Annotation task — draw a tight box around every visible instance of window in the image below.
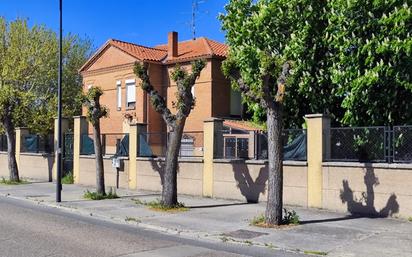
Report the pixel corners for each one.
[116,81,121,111]
[230,88,242,116]
[125,79,136,109]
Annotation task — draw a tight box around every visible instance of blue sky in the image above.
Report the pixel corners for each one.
[0,0,227,49]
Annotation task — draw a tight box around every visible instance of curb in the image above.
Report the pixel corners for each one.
[3,193,304,254]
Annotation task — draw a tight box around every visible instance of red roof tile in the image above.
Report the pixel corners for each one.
[223,120,263,131]
[154,37,227,63]
[80,36,227,72]
[110,39,167,62]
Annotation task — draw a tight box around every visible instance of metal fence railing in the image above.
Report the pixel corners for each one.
[80,133,129,157]
[215,129,307,161]
[327,127,387,162]
[21,134,54,154]
[0,135,7,152]
[393,126,412,163]
[62,133,74,175]
[53,125,412,164]
[138,131,204,158]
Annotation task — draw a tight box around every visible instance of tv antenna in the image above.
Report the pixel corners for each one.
[191,0,207,40]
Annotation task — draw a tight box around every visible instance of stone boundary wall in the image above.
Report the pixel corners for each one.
[77,156,129,189]
[323,162,412,218]
[0,152,53,181]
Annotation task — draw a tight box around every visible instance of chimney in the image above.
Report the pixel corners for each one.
[168,31,178,58]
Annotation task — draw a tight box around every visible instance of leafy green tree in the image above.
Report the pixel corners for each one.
[28,34,92,135]
[83,87,108,195]
[326,0,412,126]
[220,0,301,225]
[134,60,206,207]
[233,0,337,129]
[0,17,91,182]
[0,18,47,181]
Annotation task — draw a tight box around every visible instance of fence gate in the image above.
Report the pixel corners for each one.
[63,133,74,176]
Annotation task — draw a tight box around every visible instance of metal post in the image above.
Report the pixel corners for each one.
[56,0,63,202]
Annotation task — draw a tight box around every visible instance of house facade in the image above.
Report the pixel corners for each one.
[80,32,242,135]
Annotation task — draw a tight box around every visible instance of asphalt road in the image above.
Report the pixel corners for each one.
[0,196,302,257]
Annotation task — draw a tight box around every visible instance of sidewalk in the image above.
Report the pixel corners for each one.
[0,182,411,257]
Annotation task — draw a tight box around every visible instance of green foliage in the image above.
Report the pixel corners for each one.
[0,177,29,185]
[61,171,74,184]
[250,213,266,226]
[83,188,119,200]
[134,198,188,212]
[250,209,299,226]
[221,0,412,127]
[125,216,141,223]
[326,0,412,126]
[283,208,300,225]
[303,250,328,256]
[82,86,109,126]
[0,17,92,135]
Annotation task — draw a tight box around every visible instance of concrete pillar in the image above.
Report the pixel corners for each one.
[305,114,330,208]
[52,118,69,182]
[203,118,223,197]
[128,123,147,190]
[15,127,29,170]
[73,116,88,184]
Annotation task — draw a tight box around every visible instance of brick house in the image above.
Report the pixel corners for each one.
[79,32,242,135]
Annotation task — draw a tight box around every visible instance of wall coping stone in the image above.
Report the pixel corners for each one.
[214,158,307,166]
[323,161,412,170]
[79,155,129,161]
[20,152,54,158]
[136,156,203,163]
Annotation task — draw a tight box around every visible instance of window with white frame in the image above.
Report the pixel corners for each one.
[116,81,122,110]
[125,79,136,109]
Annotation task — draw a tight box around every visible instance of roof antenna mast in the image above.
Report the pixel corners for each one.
[191,0,206,40]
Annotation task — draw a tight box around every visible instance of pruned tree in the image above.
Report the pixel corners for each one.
[134,60,206,207]
[0,85,32,182]
[83,87,108,195]
[0,18,44,182]
[220,0,303,225]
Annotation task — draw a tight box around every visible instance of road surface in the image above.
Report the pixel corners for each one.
[0,196,301,257]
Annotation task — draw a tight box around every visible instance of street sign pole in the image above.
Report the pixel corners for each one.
[56,0,63,202]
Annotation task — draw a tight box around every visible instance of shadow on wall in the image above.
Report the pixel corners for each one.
[150,159,166,186]
[340,166,399,217]
[231,161,268,203]
[46,154,54,182]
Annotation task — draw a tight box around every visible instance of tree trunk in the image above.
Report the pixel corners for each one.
[93,120,105,195]
[265,105,284,225]
[162,119,186,207]
[3,116,19,182]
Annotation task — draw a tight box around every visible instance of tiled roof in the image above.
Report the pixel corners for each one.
[223,120,264,131]
[154,37,227,63]
[110,39,167,62]
[80,36,227,72]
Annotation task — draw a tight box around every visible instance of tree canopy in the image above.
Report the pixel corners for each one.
[0,17,92,135]
[232,0,412,128]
